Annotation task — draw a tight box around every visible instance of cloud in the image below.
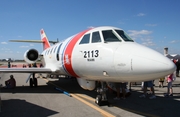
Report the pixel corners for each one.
[1,47,10,50]
[145,24,157,27]
[30,44,34,46]
[1,42,8,44]
[19,45,29,48]
[118,21,125,25]
[128,30,152,39]
[127,29,155,46]
[170,40,179,43]
[137,13,146,16]
[142,41,155,46]
[87,26,95,29]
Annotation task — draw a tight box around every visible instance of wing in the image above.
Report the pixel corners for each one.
[0,68,52,73]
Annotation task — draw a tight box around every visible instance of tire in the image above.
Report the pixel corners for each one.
[30,78,33,88]
[95,95,102,106]
[33,78,38,87]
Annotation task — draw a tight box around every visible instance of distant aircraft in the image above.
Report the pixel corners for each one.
[0,26,176,105]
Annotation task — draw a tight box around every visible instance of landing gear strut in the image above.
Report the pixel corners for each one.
[29,73,38,88]
[95,82,109,106]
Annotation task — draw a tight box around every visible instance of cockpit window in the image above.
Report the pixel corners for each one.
[102,30,121,42]
[79,34,90,44]
[115,30,134,42]
[92,31,101,43]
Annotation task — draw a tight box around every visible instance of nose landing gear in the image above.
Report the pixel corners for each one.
[95,82,109,106]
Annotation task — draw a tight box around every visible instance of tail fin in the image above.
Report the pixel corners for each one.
[40,29,51,50]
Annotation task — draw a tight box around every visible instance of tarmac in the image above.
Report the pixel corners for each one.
[0,64,180,117]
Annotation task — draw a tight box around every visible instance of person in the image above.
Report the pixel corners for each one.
[139,80,156,99]
[33,63,37,67]
[159,77,165,88]
[40,63,43,68]
[22,64,26,68]
[175,59,180,77]
[28,64,31,68]
[114,82,126,100]
[5,75,16,89]
[164,72,176,97]
[8,61,11,68]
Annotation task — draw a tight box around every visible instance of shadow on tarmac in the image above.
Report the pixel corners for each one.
[48,78,180,117]
[0,99,58,117]
[1,78,180,117]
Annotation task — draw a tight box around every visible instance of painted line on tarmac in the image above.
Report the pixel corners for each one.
[41,77,115,117]
[71,94,115,117]
[75,94,159,117]
[75,94,94,102]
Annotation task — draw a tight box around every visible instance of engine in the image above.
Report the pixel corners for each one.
[24,49,39,64]
[77,78,96,90]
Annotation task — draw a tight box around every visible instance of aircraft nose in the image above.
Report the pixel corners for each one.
[114,43,176,82]
[131,44,176,80]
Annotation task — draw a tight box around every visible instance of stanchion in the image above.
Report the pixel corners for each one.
[55,87,71,97]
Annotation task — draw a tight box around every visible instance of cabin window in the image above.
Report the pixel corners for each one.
[102,30,121,42]
[92,31,101,43]
[79,34,90,44]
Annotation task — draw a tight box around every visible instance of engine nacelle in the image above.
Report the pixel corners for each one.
[24,49,39,64]
[77,78,96,91]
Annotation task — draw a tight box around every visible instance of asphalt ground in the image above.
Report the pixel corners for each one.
[0,63,180,117]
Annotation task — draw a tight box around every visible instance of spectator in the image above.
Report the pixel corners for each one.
[139,81,156,99]
[33,63,37,67]
[5,75,16,89]
[8,62,11,68]
[28,64,31,68]
[40,63,43,68]
[175,59,179,77]
[114,82,126,100]
[164,72,176,97]
[159,77,165,88]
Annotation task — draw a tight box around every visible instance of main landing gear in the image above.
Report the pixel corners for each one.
[29,73,38,88]
[95,82,109,106]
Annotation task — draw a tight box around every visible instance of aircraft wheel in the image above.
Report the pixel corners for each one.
[95,95,102,106]
[33,78,38,87]
[30,78,33,88]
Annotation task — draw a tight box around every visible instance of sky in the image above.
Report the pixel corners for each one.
[0,0,180,59]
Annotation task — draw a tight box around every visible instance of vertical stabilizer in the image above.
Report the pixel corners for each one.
[40,29,51,50]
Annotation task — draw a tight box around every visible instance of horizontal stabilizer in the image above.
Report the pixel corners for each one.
[9,40,58,44]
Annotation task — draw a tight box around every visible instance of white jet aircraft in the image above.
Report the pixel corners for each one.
[0,26,176,105]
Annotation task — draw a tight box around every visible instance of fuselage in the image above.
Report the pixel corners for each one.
[41,26,176,82]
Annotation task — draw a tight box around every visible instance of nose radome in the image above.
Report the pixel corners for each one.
[131,43,176,78]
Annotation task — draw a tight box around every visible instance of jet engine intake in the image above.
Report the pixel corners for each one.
[24,49,39,64]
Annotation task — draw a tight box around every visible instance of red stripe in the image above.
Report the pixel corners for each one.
[64,29,91,77]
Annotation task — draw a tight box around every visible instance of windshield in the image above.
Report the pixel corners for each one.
[115,30,134,42]
[102,30,121,42]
